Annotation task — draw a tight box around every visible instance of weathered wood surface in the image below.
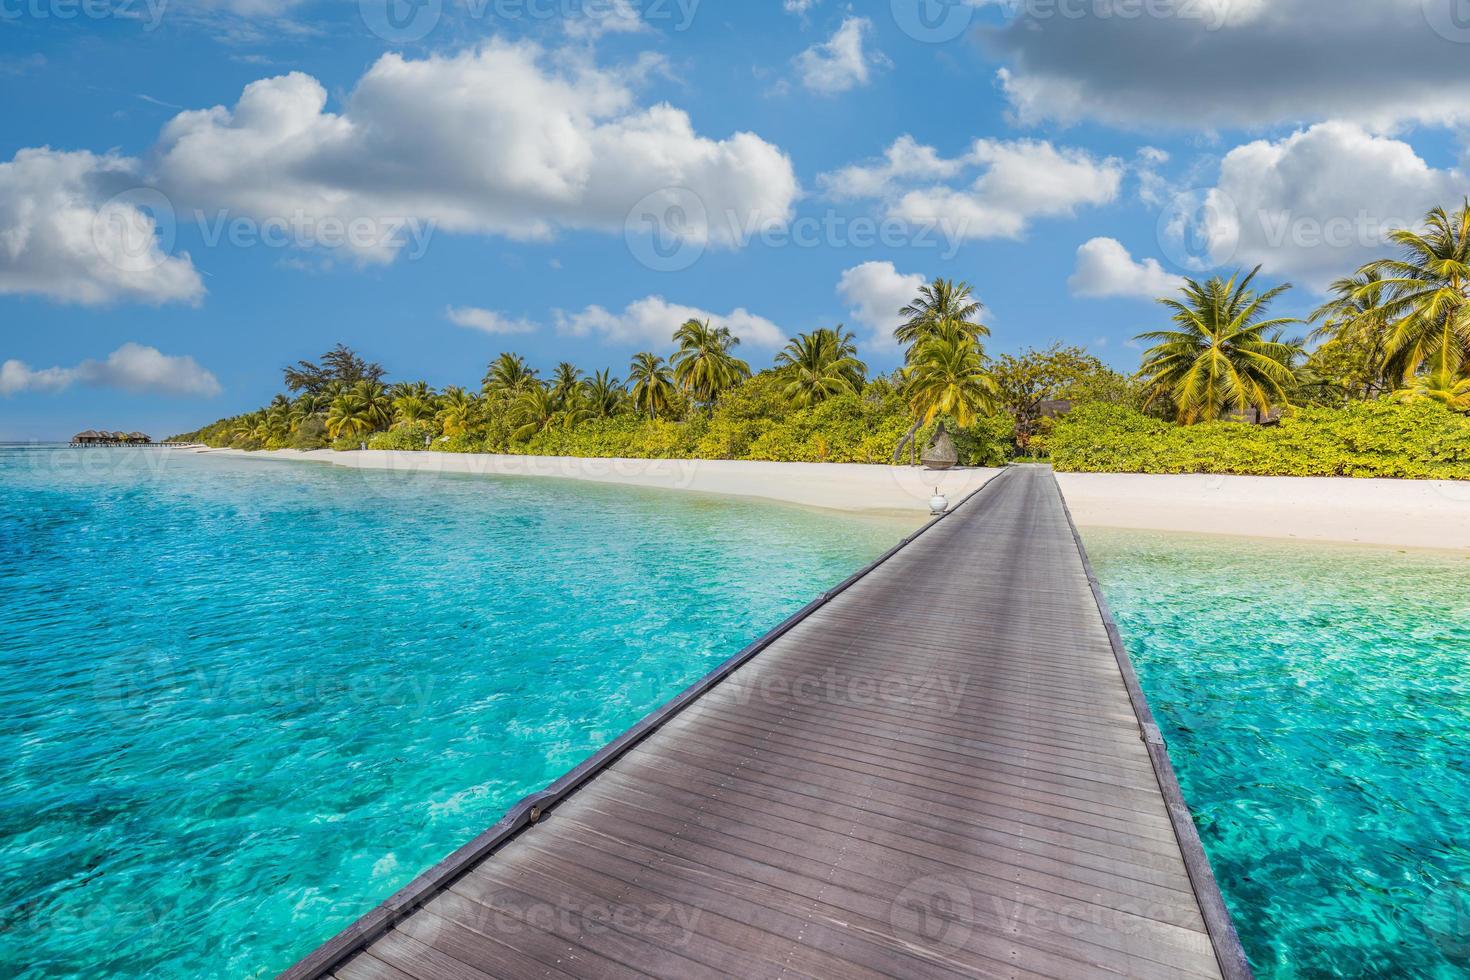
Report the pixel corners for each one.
[286,465,1250,980]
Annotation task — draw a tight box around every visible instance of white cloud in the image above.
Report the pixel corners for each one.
[1188,122,1464,288]
[1069,238,1183,300]
[555,295,786,348]
[0,343,221,397]
[0,148,204,306]
[822,137,1123,241]
[837,260,928,353]
[784,0,819,12]
[820,135,967,200]
[446,306,539,335]
[795,17,882,95]
[986,0,1470,130]
[152,41,798,262]
[564,0,647,39]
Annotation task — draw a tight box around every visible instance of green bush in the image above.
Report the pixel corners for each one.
[1047,401,1470,479]
[367,423,438,451]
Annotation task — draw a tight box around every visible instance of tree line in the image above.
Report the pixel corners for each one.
[175,200,1470,458]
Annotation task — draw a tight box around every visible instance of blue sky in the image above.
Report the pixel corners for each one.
[2,0,1468,439]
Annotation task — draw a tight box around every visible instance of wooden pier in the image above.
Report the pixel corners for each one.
[282,465,1251,980]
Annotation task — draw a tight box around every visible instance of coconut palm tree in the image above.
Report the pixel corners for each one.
[326,392,374,440]
[903,329,999,427]
[896,278,989,351]
[435,387,479,438]
[1308,271,1395,400]
[1393,354,1470,411]
[1353,202,1470,386]
[482,352,539,395]
[392,395,436,428]
[586,369,626,418]
[775,327,867,407]
[508,385,588,441]
[265,394,292,440]
[628,352,677,420]
[671,319,751,407]
[550,362,585,412]
[390,380,433,402]
[1135,267,1302,424]
[352,380,393,431]
[289,392,327,433]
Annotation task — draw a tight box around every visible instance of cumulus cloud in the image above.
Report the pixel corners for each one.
[837,260,928,353]
[1184,122,1465,288]
[1069,238,1183,299]
[0,343,221,397]
[985,0,1470,130]
[784,0,819,12]
[0,149,205,306]
[152,41,798,262]
[555,296,785,348]
[794,17,882,95]
[821,137,1122,240]
[446,306,539,335]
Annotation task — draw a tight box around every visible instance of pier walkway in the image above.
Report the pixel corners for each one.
[283,465,1250,980]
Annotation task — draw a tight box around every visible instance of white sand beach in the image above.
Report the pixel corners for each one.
[204,449,1470,551]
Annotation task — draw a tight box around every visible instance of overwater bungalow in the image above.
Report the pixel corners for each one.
[71,430,151,447]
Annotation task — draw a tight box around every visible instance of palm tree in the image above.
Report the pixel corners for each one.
[775,327,867,407]
[1135,267,1302,424]
[289,392,327,433]
[896,278,989,351]
[586,369,626,418]
[390,380,433,402]
[508,385,588,441]
[352,380,393,431]
[1352,202,1470,386]
[392,395,436,428]
[326,392,374,440]
[550,362,585,412]
[482,353,539,395]
[671,319,751,407]
[435,387,479,438]
[628,352,677,420]
[265,394,291,441]
[1308,271,1395,400]
[1393,354,1470,411]
[903,328,999,429]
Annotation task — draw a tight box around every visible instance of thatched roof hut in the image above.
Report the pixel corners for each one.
[922,422,959,470]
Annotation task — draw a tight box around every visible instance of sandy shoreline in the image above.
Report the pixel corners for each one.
[201,448,1470,551]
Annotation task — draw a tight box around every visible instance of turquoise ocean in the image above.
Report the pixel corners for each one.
[3,446,1468,977]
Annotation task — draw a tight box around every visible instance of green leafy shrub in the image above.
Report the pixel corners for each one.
[1048,401,1470,479]
[367,423,438,451]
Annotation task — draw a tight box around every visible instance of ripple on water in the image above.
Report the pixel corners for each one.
[1085,527,1470,979]
[0,447,912,979]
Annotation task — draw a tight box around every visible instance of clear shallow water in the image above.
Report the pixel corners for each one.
[0,447,912,979]
[1086,528,1470,979]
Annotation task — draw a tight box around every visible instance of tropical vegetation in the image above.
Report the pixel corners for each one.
[174,202,1470,478]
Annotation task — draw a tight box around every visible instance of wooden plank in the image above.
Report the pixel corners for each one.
[278,466,1250,980]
